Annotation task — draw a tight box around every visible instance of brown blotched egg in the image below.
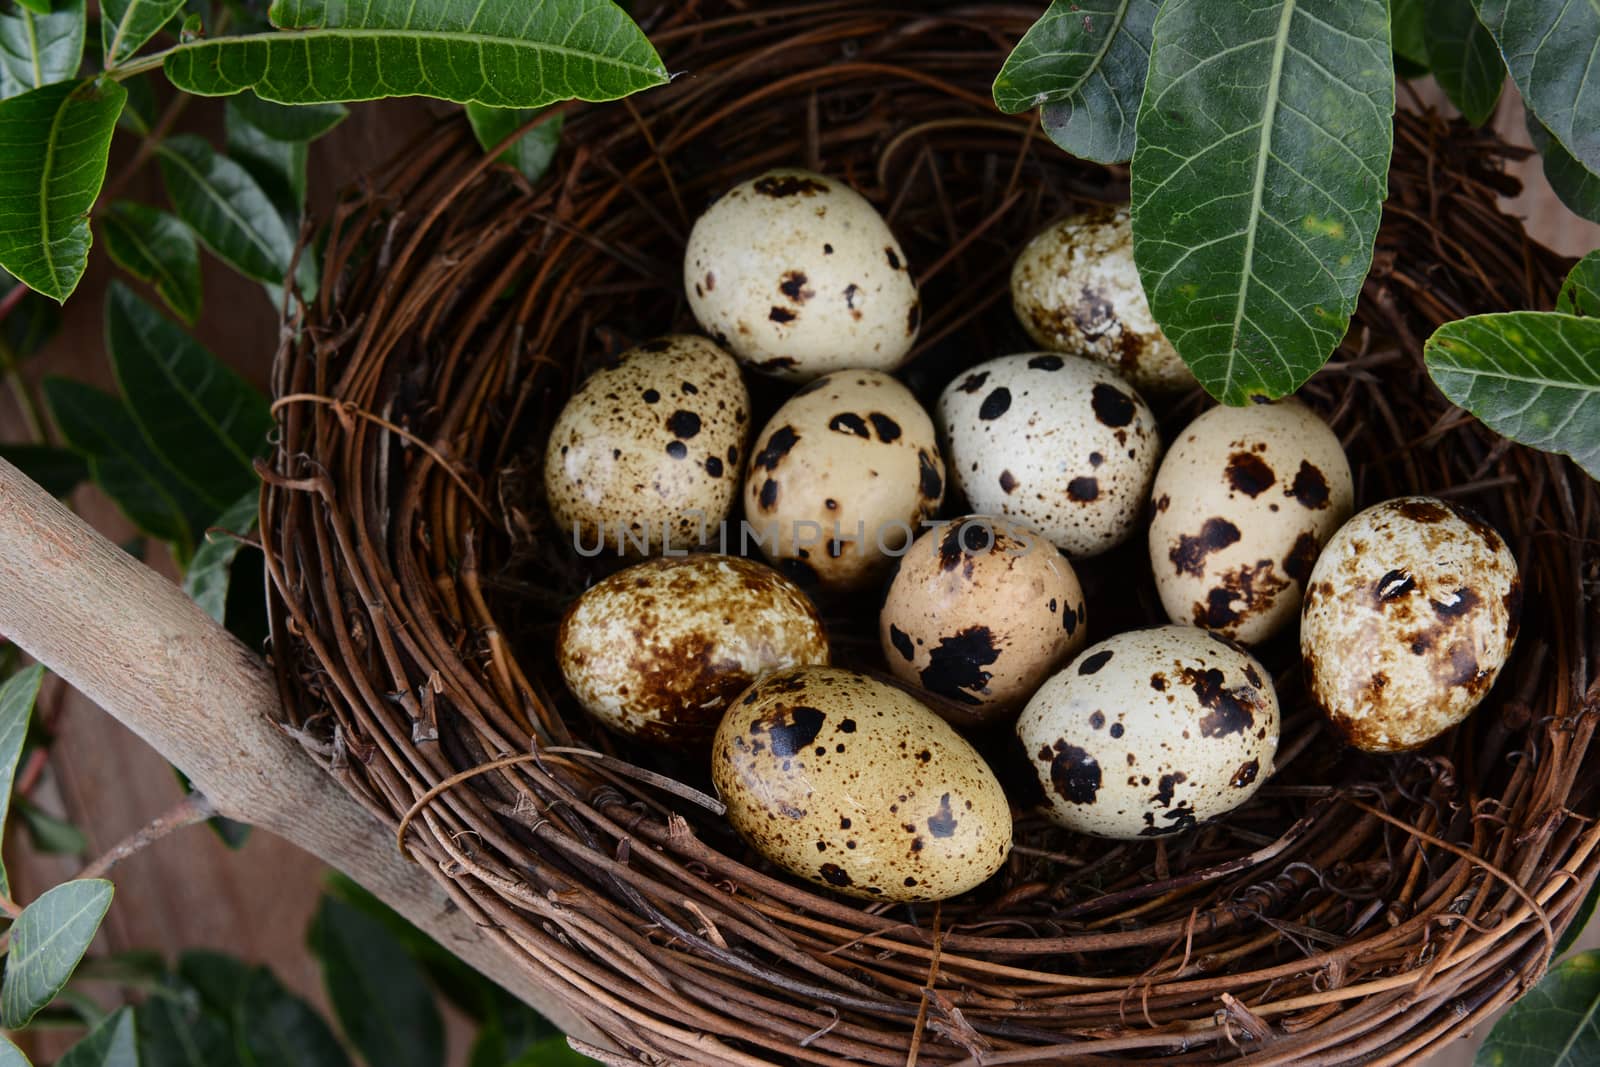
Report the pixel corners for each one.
[880,516,1087,720]
[937,353,1159,558]
[1301,497,1522,753]
[1011,207,1196,394]
[1017,626,1279,840]
[684,168,920,381]
[544,335,749,556]
[558,555,828,747]
[1148,399,1354,644]
[743,369,944,592]
[713,666,1012,901]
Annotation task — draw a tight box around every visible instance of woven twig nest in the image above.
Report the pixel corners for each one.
[261,4,1600,1063]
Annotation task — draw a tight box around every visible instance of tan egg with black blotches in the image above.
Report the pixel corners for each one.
[684,169,920,381]
[1011,207,1196,394]
[1301,497,1521,754]
[557,555,829,747]
[712,666,1012,901]
[743,370,944,592]
[1017,626,1279,840]
[880,516,1087,720]
[1148,399,1353,644]
[544,336,749,556]
[937,353,1159,558]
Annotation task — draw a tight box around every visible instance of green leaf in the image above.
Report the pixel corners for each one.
[1476,0,1600,174]
[0,443,87,497]
[102,0,185,67]
[1559,875,1600,958]
[16,798,88,855]
[182,489,257,623]
[0,1036,27,1067]
[1528,113,1600,225]
[157,133,294,284]
[0,0,85,97]
[13,0,50,15]
[72,950,167,991]
[1558,252,1600,318]
[1425,311,1600,479]
[0,664,44,898]
[136,977,241,1067]
[232,963,348,1067]
[1390,0,1429,69]
[59,1006,138,1067]
[1130,0,1395,404]
[1424,0,1503,126]
[0,879,115,1027]
[224,97,306,218]
[106,282,271,509]
[117,71,156,134]
[310,895,444,1067]
[0,78,126,302]
[41,377,209,549]
[228,89,345,141]
[100,202,202,324]
[990,0,1156,165]
[1476,949,1600,1065]
[0,267,61,355]
[465,104,564,183]
[162,0,668,108]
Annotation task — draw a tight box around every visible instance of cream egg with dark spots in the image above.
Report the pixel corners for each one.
[713,666,1012,901]
[684,168,920,381]
[1016,626,1279,840]
[880,516,1087,721]
[544,335,749,556]
[1301,497,1521,753]
[558,555,828,747]
[1148,399,1353,644]
[937,353,1159,558]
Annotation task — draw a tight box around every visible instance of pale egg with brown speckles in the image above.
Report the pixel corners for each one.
[1017,626,1279,840]
[1301,497,1521,754]
[713,666,1012,901]
[685,169,920,381]
[558,555,829,747]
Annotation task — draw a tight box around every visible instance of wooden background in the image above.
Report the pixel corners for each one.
[0,73,1595,1065]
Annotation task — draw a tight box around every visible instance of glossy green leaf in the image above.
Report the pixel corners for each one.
[1131,0,1395,404]
[1477,949,1600,1065]
[1528,113,1600,225]
[224,97,306,218]
[182,489,257,623]
[136,978,241,1067]
[59,1006,138,1067]
[116,70,156,134]
[0,443,87,497]
[157,133,294,284]
[465,104,564,183]
[0,78,126,301]
[310,895,443,1067]
[0,879,115,1027]
[101,202,202,323]
[14,0,51,15]
[1424,0,1503,126]
[1476,0,1600,173]
[1390,0,1429,70]
[0,1037,26,1067]
[17,797,88,855]
[1425,311,1600,479]
[41,376,209,548]
[102,0,185,67]
[228,90,346,141]
[232,963,349,1067]
[162,0,668,108]
[0,0,85,96]
[106,282,271,509]
[991,0,1156,164]
[0,664,44,898]
[1558,252,1600,318]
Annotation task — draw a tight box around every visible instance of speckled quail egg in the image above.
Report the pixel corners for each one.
[713,665,1012,901]
[1017,626,1279,840]
[1012,207,1196,394]
[1301,497,1522,754]
[558,555,829,746]
[544,336,749,556]
[684,169,920,381]
[937,353,1158,558]
[1148,399,1354,644]
[880,516,1087,720]
[743,369,944,591]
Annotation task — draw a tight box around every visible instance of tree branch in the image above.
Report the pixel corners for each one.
[77,790,217,881]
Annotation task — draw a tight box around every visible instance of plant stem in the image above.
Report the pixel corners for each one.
[76,791,217,881]
[0,893,21,920]
[0,337,47,445]
[94,91,192,214]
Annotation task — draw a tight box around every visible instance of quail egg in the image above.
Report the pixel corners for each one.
[545,335,749,555]
[713,666,1012,901]
[685,168,920,381]
[1301,497,1522,753]
[937,353,1158,557]
[1017,626,1279,840]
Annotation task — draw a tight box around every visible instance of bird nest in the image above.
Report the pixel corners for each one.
[260,3,1600,1063]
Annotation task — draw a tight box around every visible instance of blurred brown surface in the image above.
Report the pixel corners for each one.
[0,73,1595,1066]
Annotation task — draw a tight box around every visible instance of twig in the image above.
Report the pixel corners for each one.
[76,791,217,881]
